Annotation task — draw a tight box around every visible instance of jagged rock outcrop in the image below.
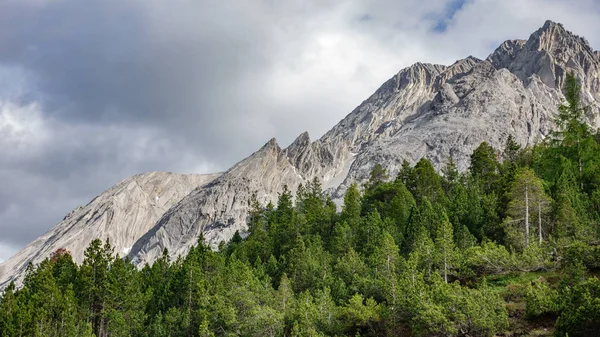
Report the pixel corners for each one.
[128,138,305,266]
[2,20,600,282]
[0,172,220,288]
[488,21,600,109]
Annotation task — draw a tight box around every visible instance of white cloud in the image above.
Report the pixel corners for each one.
[0,100,48,157]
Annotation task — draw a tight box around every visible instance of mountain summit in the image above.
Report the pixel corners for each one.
[2,20,599,288]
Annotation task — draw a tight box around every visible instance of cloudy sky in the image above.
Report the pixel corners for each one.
[1,0,600,262]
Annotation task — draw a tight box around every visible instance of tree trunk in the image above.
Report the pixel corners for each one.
[525,184,529,248]
[579,158,583,190]
[538,202,543,244]
[387,255,390,273]
[578,138,583,190]
[188,268,192,337]
[444,253,448,283]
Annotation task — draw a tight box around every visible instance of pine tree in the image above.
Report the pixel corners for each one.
[554,73,590,186]
[334,248,368,300]
[247,192,264,232]
[442,156,459,194]
[502,135,521,163]
[341,183,361,228]
[0,282,19,337]
[79,238,115,337]
[276,185,294,226]
[411,158,446,205]
[368,232,399,310]
[330,221,354,256]
[105,257,147,337]
[398,159,414,190]
[367,164,389,189]
[470,142,500,193]
[276,273,295,315]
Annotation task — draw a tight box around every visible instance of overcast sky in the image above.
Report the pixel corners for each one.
[1,0,600,262]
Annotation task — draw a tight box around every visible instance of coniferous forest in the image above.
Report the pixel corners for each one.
[3,74,600,336]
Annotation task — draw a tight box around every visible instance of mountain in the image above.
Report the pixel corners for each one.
[2,20,599,286]
[0,171,220,288]
[128,139,305,266]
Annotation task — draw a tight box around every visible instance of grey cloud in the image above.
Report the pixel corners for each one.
[0,119,194,246]
[0,0,279,164]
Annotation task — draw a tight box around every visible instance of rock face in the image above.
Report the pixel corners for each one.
[2,20,600,284]
[0,172,220,288]
[128,139,305,266]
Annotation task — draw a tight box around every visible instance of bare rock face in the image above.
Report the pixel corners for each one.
[0,172,220,287]
[488,20,600,116]
[319,21,600,197]
[128,138,305,266]
[3,20,600,282]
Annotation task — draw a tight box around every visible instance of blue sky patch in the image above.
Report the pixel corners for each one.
[432,0,468,33]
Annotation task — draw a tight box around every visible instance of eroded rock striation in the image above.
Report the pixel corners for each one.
[2,20,600,284]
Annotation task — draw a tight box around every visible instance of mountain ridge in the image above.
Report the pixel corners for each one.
[2,20,600,287]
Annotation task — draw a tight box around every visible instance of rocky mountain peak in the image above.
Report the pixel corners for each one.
[223,137,289,180]
[287,132,311,150]
[435,56,482,87]
[486,20,600,94]
[540,19,564,33]
[396,62,447,90]
[487,39,527,69]
[284,132,311,173]
[260,137,280,151]
[528,20,594,56]
[284,132,335,181]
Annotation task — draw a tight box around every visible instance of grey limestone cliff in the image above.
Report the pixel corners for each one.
[128,138,305,265]
[0,171,220,287]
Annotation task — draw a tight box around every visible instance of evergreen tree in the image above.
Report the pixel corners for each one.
[441,156,459,194]
[397,159,413,187]
[554,73,590,186]
[341,183,361,231]
[366,164,389,189]
[470,142,500,193]
[79,238,115,337]
[502,135,521,163]
[105,257,147,337]
[411,158,447,205]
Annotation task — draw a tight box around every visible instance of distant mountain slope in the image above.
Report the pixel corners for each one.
[2,20,599,284]
[0,172,220,287]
